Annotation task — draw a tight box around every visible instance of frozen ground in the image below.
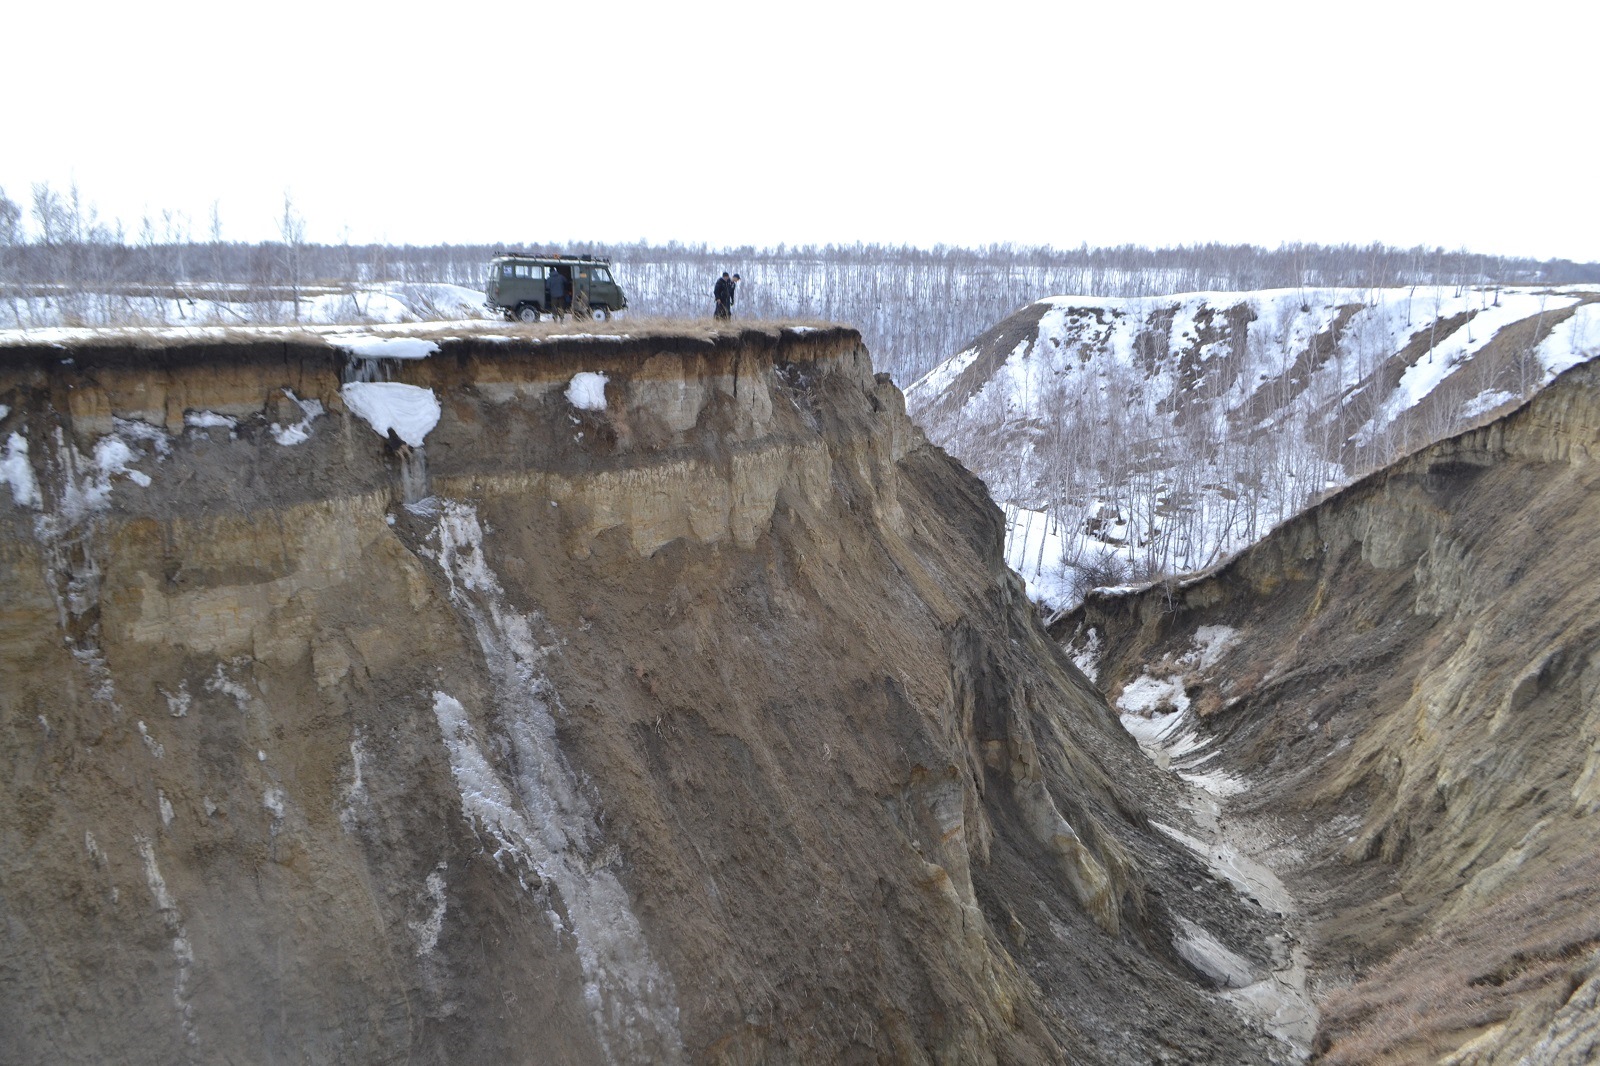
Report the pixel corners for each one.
[0,282,493,331]
[0,316,515,349]
[1107,626,1316,1060]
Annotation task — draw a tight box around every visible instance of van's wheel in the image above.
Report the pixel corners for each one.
[590,305,611,321]
[517,305,540,323]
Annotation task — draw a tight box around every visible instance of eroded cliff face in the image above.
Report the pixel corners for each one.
[1,328,1282,1064]
[1063,360,1600,1063]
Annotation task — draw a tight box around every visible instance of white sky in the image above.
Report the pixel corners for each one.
[5,0,1597,261]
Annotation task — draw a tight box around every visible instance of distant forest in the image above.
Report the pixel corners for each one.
[4,183,1596,381]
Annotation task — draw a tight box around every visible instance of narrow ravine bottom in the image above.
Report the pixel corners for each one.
[1126,708,1318,1061]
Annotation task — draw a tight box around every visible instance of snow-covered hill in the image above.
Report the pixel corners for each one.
[906,286,1600,608]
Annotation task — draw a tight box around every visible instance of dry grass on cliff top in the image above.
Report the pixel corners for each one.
[0,315,851,351]
[499,314,845,343]
[1317,850,1600,1063]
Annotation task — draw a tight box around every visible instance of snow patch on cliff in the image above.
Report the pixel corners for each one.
[329,334,440,360]
[270,389,324,446]
[428,501,682,1063]
[430,691,547,887]
[565,372,609,411]
[1117,626,1239,768]
[184,411,236,431]
[95,437,151,487]
[163,682,191,718]
[409,865,449,957]
[135,836,199,1048]
[136,720,164,759]
[2,432,40,507]
[339,736,371,833]
[1186,625,1239,669]
[26,419,168,522]
[1070,626,1101,681]
[205,663,252,711]
[340,382,441,447]
[1118,674,1190,717]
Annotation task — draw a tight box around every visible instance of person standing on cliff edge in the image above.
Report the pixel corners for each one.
[713,272,733,319]
[548,267,570,319]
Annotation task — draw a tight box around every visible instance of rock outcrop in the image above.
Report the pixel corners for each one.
[1,327,1285,1064]
[1062,358,1600,1063]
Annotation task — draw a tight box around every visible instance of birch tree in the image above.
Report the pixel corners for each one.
[0,187,20,324]
[278,192,307,322]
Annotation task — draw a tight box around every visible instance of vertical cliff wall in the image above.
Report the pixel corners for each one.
[1,328,1289,1064]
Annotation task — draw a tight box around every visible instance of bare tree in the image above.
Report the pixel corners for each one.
[279,191,307,322]
[0,186,20,325]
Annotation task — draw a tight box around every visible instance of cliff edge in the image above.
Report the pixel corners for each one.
[1,327,1285,1064]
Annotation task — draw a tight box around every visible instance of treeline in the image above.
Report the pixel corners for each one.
[3,182,1595,380]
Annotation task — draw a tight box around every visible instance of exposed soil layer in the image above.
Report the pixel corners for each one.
[2,327,1295,1064]
[1060,359,1600,1063]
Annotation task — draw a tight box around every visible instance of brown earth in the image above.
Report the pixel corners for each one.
[1060,358,1600,1063]
[0,327,1297,1063]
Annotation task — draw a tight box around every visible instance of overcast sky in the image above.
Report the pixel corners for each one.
[6,0,1596,260]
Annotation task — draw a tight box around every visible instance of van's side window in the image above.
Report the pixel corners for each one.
[595,268,612,282]
[502,265,514,277]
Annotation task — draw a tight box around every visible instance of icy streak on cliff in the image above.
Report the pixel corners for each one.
[135,835,199,1053]
[428,501,683,1065]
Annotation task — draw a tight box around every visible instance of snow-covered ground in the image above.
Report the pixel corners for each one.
[0,317,515,349]
[910,286,1600,610]
[1004,506,1078,606]
[0,282,494,331]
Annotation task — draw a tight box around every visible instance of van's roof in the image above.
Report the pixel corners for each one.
[491,251,613,264]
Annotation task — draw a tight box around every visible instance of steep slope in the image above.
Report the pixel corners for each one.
[907,286,1600,606]
[1060,358,1600,1063]
[3,327,1296,1063]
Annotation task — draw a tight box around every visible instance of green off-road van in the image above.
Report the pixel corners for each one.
[485,252,628,322]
